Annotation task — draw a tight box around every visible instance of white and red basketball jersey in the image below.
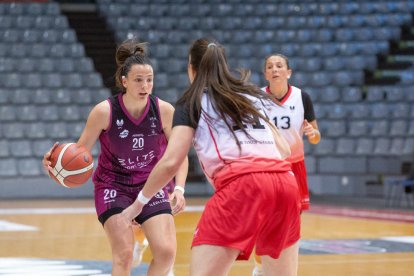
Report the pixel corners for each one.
[193,94,290,183]
[262,85,305,163]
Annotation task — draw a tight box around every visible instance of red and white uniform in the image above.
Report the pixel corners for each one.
[173,92,301,260]
[262,85,316,211]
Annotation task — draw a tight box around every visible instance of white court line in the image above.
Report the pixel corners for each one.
[0,205,205,215]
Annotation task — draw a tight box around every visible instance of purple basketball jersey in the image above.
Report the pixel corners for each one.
[93,94,173,188]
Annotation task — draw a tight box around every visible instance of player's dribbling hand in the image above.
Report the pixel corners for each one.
[42,142,59,174]
[170,190,186,215]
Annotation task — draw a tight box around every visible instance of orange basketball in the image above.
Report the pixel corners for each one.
[49,143,94,188]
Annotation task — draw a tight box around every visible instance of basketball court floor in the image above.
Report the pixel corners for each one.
[1,197,414,276]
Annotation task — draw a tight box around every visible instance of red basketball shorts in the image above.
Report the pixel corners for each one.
[192,170,301,260]
[291,160,310,211]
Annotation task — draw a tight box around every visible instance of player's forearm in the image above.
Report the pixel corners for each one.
[175,156,189,188]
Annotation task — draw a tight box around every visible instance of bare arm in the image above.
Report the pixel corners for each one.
[122,125,194,220]
[159,100,189,191]
[42,100,109,172]
[77,100,110,151]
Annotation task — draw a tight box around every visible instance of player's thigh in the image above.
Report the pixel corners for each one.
[261,242,299,276]
[142,214,176,254]
[103,213,134,251]
[190,244,239,276]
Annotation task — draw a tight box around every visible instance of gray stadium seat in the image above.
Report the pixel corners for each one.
[37,105,59,121]
[355,138,374,155]
[16,105,38,121]
[32,139,53,158]
[25,122,46,139]
[373,138,390,155]
[46,122,68,139]
[313,138,336,156]
[18,158,42,176]
[389,138,405,155]
[0,159,17,177]
[11,88,30,104]
[59,106,81,121]
[370,120,389,137]
[336,138,355,155]
[390,120,408,137]
[10,140,32,157]
[0,106,16,121]
[0,140,10,157]
[348,120,369,137]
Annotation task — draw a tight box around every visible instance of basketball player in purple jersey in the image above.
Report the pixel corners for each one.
[252,54,321,276]
[43,39,188,276]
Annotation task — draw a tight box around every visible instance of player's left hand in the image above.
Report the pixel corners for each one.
[303,119,316,139]
[170,190,186,215]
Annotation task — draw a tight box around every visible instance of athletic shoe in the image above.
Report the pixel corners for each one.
[252,266,264,276]
[132,238,149,267]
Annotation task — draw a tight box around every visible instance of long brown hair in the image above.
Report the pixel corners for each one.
[114,39,152,93]
[177,38,272,147]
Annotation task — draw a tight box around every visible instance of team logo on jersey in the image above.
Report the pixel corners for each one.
[154,189,165,199]
[290,106,295,111]
[148,128,157,136]
[116,119,124,128]
[119,129,129,138]
[149,117,157,128]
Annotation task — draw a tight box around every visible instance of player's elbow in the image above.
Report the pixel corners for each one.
[162,155,184,175]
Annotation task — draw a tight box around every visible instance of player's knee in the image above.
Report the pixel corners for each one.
[113,246,134,270]
[154,243,176,266]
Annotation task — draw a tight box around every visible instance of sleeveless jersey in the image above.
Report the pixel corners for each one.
[193,93,290,185]
[93,94,170,186]
[262,85,306,163]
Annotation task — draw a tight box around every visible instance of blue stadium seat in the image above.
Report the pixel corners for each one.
[18,158,42,176]
[33,89,52,104]
[17,105,38,121]
[348,120,369,137]
[3,123,25,139]
[0,159,17,177]
[341,87,362,102]
[25,122,46,139]
[373,138,390,155]
[46,122,68,139]
[37,105,59,121]
[371,103,390,119]
[324,120,346,137]
[0,140,9,157]
[313,138,336,156]
[59,106,81,121]
[367,86,385,102]
[25,73,42,88]
[389,138,404,155]
[391,103,410,119]
[403,138,414,155]
[355,138,374,155]
[390,120,408,137]
[370,120,389,137]
[32,139,54,157]
[336,138,355,155]
[318,87,340,103]
[16,16,35,29]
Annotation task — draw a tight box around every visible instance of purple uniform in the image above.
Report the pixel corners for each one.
[94,94,174,225]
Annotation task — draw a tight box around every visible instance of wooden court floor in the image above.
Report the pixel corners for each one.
[1,198,414,275]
